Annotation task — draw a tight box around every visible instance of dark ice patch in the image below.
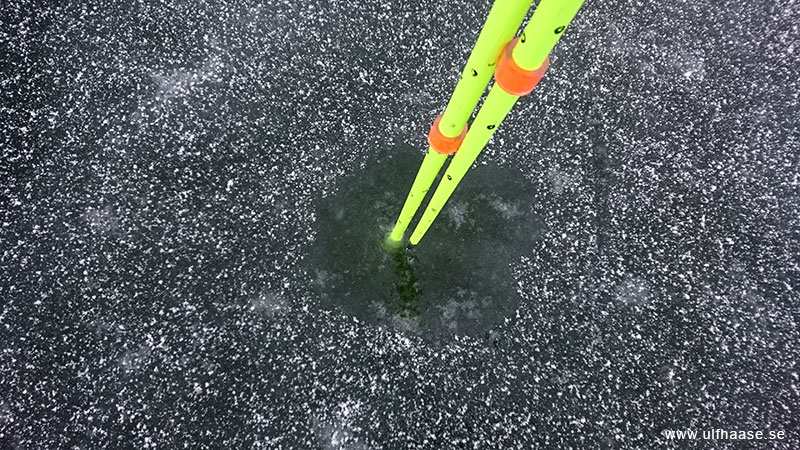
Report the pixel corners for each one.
[309,146,544,342]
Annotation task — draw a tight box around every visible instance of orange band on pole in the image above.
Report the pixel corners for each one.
[427,114,468,155]
[494,38,550,97]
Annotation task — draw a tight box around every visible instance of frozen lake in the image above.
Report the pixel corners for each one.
[2,0,798,448]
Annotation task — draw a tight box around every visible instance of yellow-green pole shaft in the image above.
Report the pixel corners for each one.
[409,0,585,245]
[410,86,519,245]
[438,0,533,139]
[387,151,447,242]
[513,0,585,71]
[387,0,532,244]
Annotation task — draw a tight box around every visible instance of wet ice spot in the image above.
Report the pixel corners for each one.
[309,146,543,342]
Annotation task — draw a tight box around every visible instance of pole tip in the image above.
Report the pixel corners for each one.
[381,234,404,253]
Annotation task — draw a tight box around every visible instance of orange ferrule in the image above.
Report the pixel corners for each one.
[494,38,550,97]
[427,114,468,155]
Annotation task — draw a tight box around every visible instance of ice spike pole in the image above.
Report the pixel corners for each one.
[386,0,532,245]
[409,0,585,245]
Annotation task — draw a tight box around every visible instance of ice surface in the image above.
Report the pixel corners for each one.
[1,0,799,448]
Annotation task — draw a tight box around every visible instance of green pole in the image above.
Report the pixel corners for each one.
[386,150,447,243]
[386,0,532,246]
[438,0,533,139]
[409,85,519,245]
[512,0,585,71]
[409,0,585,245]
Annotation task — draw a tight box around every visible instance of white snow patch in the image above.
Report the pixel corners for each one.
[489,197,522,220]
[150,55,225,101]
[614,277,652,307]
[249,292,289,316]
[444,200,469,230]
